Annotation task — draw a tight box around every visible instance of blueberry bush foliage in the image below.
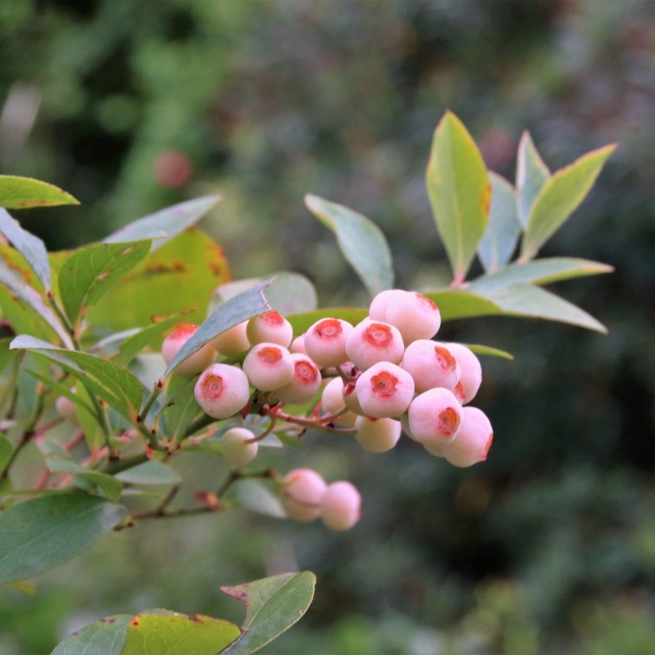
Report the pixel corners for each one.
[0,112,613,654]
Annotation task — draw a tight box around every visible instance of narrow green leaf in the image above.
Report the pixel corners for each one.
[0,337,18,373]
[227,479,286,519]
[0,175,79,209]
[165,280,271,377]
[465,344,514,360]
[45,456,123,501]
[0,494,127,584]
[23,369,96,417]
[516,132,551,228]
[422,289,501,321]
[115,461,182,486]
[426,111,491,283]
[287,308,368,336]
[304,194,393,297]
[52,615,132,655]
[58,240,152,325]
[0,208,51,290]
[0,436,12,471]
[160,376,202,441]
[521,144,616,260]
[478,173,521,272]
[104,195,222,252]
[221,571,316,655]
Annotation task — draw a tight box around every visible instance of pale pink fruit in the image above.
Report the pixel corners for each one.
[211,322,250,357]
[442,406,493,467]
[162,324,216,378]
[290,335,308,355]
[407,387,463,447]
[385,292,441,343]
[355,362,414,418]
[321,481,361,531]
[242,343,294,391]
[194,364,250,419]
[355,416,401,453]
[368,289,408,321]
[282,468,327,522]
[246,311,293,347]
[345,320,404,371]
[55,395,78,425]
[274,354,321,404]
[444,343,482,405]
[303,318,353,367]
[221,427,258,467]
[343,382,365,416]
[423,441,445,457]
[321,377,358,426]
[401,340,460,393]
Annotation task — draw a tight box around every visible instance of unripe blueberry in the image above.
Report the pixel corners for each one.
[321,481,361,531]
[303,318,353,368]
[242,343,294,391]
[408,387,463,447]
[194,364,251,419]
[401,340,461,393]
[211,322,250,357]
[154,151,192,188]
[355,362,415,418]
[345,320,404,371]
[368,289,408,321]
[55,395,78,425]
[275,354,321,404]
[246,311,293,348]
[355,416,401,453]
[423,441,445,457]
[385,292,441,343]
[444,343,482,405]
[162,324,216,378]
[290,335,308,356]
[282,468,327,522]
[321,377,358,426]
[343,382,365,416]
[221,427,258,467]
[441,406,493,467]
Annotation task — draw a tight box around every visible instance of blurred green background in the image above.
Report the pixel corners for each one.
[2,0,655,653]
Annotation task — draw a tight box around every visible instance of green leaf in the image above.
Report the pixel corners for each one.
[287,308,368,336]
[24,369,95,416]
[160,376,202,441]
[0,337,18,373]
[0,208,51,290]
[227,479,286,519]
[115,461,182,486]
[304,194,393,297]
[104,195,222,252]
[44,455,123,501]
[521,144,616,260]
[478,173,521,272]
[470,257,614,293]
[58,240,152,325]
[516,132,551,228]
[426,111,491,283]
[121,613,239,655]
[0,494,127,584]
[0,175,79,209]
[422,289,501,321]
[52,615,132,655]
[465,344,514,360]
[221,571,316,655]
[0,436,12,471]
[165,280,271,377]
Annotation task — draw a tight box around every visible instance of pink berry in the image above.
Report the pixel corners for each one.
[162,324,216,378]
[303,318,353,367]
[343,382,365,416]
[355,362,415,418]
[321,377,358,426]
[274,354,322,404]
[246,311,293,347]
[154,151,192,188]
[385,292,441,343]
[441,406,493,467]
[401,340,460,393]
[408,388,463,447]
[211,322,250,357]
[355,416,401,453]
[194,364,250,419]
[368,289,408,321]
[242,343,294,391]
[345,320,404,371]
[423,441,445,457]
[321,481,361,531]
[444,343,482,405]
[290,335,308,356]
[282,468,327,522]
[221,427,258,467]
[55,395,78,425]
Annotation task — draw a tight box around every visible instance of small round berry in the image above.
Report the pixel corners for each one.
[369,289,408,321]
[211,322,250,357]
[441,406,493,467]
[304,318,353,368]
[385,292,441,343]
[242,343,294,391]
[290,335,308,356]
[423,441,445,457]
[444,343,482,405]
[194,364,250,419]
[321,481,361,531]
[345,320,404,371]
[275,354,322,404]
[343,382,365,416]
[246,311,293,348]
[162,324,216,378]
[55,395,78,425]
[154,151,192,188]
[321,377,358,426]
[282,468,327,522]
[355,362,415,419]
[408,387,463,447]
[401,340,460,393]
[221,427,258,467]
[355,416,401,453]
